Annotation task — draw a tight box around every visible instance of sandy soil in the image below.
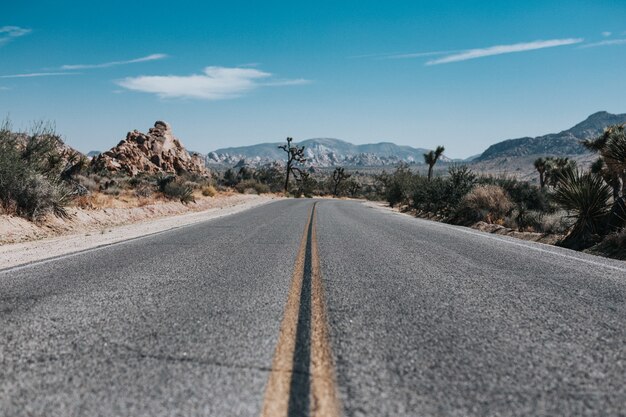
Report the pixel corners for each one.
[0,194,280,270]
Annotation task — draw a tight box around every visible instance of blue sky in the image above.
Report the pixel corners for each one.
[1,0,626,158]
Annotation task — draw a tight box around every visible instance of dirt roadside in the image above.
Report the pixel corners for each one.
[0,194,281,269]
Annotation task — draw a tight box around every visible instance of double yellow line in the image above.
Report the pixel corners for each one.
[260,203,341,417]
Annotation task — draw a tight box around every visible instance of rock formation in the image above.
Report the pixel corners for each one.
[92,121,209,177]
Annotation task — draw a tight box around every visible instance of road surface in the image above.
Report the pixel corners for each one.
[1,199,625,416]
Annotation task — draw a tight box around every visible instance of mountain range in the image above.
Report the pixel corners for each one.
[477,111,626,161]
[207,138,450,167]
[206,111,626,168]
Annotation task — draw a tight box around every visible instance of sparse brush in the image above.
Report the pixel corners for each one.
[0,120,71,220]
[163,181,196,204]
[235,179,270,194]
[201,185,217,197]
[454,185,513,225]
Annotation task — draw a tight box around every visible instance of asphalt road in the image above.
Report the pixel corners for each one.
[1,199,625,416]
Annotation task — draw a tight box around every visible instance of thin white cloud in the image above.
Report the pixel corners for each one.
[0,72,80,78]
[602,31,612,37]
[0,26,31,45]
[61,53,167,70]
[386,50,456,59]
[426,38,584,65]
[116,66,309,100]
[580,38,626,48]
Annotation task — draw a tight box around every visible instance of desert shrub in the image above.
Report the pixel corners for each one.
[480,176,551,212]
[454,185,513,225]
[163,181,195,204]
[155,173,176,192]
[101,185,122,196]
[510,205,544,232]
[537,211,572,234]
[235,179,270,194]
[412,165,477,216]
[201,185,217,197]
[553,169,612,249]
[0,121,71,220]
[588,228,626,260]
[134,185,153,198]
[254,166,285,192]
[376,164,419,207]
[75,174,100,193]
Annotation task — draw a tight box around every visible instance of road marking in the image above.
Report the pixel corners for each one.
[368,202,626,274]
[309,206,342,416]
[260,203,341,417]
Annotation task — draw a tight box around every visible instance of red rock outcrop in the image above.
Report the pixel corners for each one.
[91,121,209,177]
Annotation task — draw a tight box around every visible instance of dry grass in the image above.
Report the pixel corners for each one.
[457,185,514,224]
[72,190,167,209]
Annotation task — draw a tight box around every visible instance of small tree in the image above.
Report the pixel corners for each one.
[423,145,445,181]
[583,124,626,199]
[278,137,306,192]
[331,167,351,196]
[534,157,548,189]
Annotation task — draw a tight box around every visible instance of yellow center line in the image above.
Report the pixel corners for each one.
[260,202,341,417]
[309,205,341,417]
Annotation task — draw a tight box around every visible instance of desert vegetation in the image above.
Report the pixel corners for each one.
[0,120,221,222]
[372,125,626,258]
[2,120,624,259]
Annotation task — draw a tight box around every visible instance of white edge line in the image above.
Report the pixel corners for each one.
[365,202,626,273]
[0,199,277,274]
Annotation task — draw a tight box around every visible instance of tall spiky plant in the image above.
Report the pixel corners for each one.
[583,124,626,199]
[553,169,612,249]
[423,145,445,181]
[533,157,548,189]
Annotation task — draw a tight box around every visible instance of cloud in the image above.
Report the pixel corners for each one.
[426,38,584,65]
[386,50,456,59]
[0,26,31,45]
[0,72,80,78]
[602,31,612,37]
[61,53,167,70]
[580,38,626,48]
[116,66,309,100]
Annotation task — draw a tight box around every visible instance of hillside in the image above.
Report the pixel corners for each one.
[207,138,447,167]
[478,111,626,161]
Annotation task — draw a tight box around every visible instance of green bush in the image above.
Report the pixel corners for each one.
[163,181,195,204]
[0,121,71,220]
[235,179,270,194]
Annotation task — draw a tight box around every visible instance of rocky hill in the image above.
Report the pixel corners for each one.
[477,111,626,161]
[92,121,209,177]
[207,138,449,167]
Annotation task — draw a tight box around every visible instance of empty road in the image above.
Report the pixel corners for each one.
[1,199,625,416]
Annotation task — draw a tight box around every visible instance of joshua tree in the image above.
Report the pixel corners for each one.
[545,157,576,188]
[423,145,445,181]
[278,137,306,192]
[331,167,351,196]
[533,157,548,189]
[583,124,626,199]
[294,171,316,197]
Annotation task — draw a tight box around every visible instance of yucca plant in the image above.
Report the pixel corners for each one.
[423,145,445,181]
[553,169,612,249]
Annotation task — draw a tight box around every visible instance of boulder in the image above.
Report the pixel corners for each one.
[91,121,210,178]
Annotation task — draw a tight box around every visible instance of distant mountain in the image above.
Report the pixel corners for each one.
[207,138,449,167]
[477,111,626,161]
